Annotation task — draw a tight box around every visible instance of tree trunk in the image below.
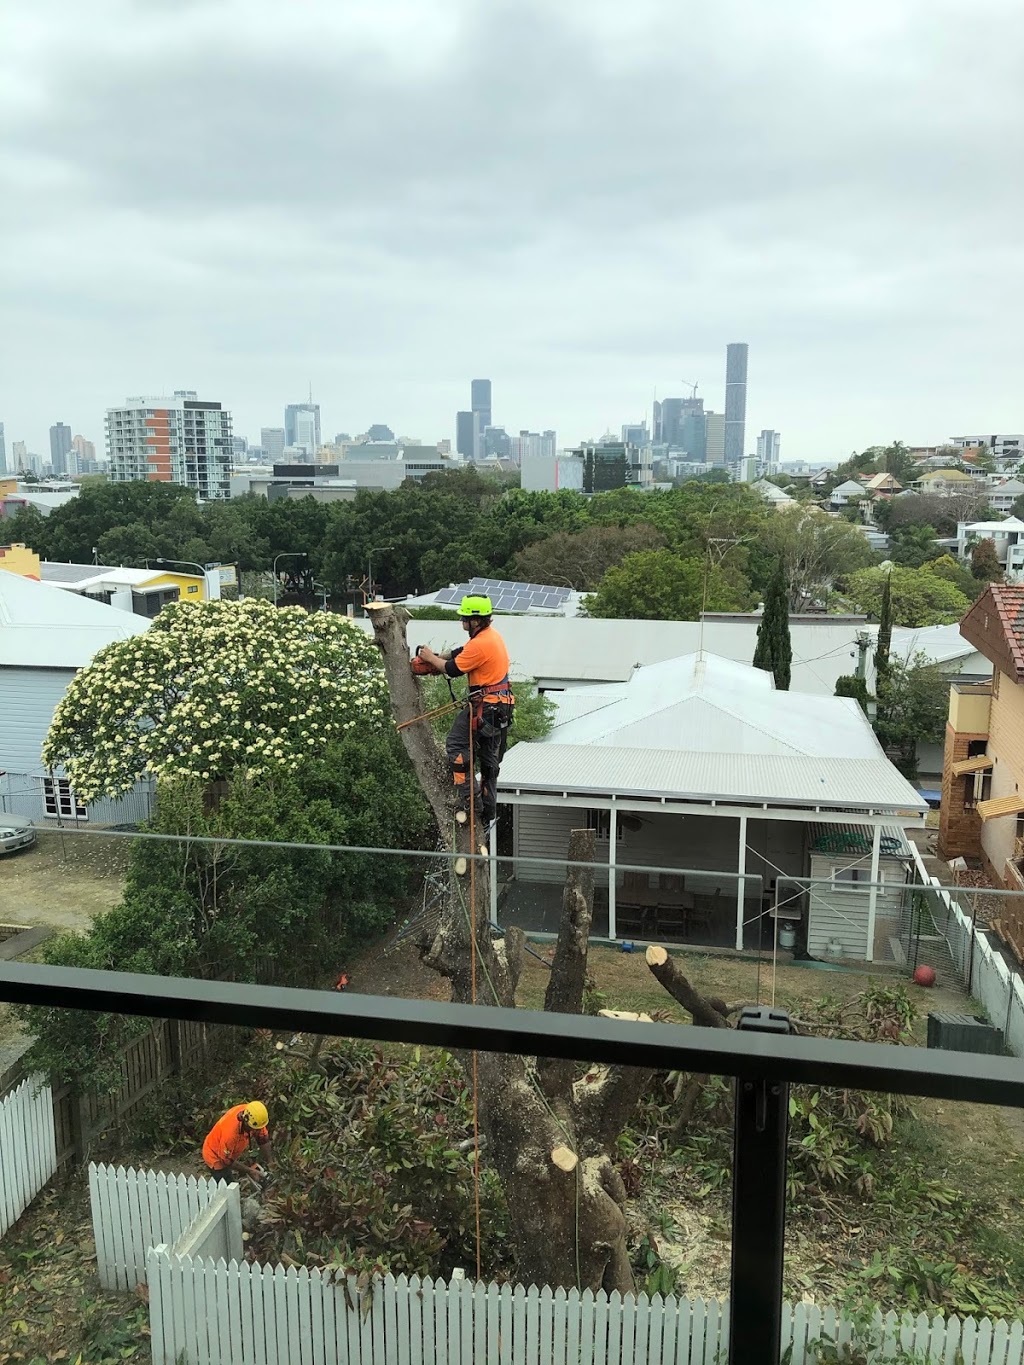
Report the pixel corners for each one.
[367,603,730,1290]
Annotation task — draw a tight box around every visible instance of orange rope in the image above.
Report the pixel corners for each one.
[468,712,482,1281]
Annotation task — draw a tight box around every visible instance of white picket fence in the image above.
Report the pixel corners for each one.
[0,1075,57,1237]
[89,1162,235,1291]
[144,1260,1024,1365]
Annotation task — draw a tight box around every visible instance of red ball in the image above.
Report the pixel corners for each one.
[913,965,936,988]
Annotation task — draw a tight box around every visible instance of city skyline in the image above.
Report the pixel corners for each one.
[2,2,1022,461]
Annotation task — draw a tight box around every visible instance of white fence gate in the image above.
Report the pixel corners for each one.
[0,1075,57,1237]
[145,1259,1024,1365]
[88,1162,240,1292]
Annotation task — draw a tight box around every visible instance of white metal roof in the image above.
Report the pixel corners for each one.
[961,517,1024,533]
[368,615,987,693]
[0,570,150,669]
[831,479,868,496]
[498,745,926,813]
[547,653,885,758]
[40,563,159,590]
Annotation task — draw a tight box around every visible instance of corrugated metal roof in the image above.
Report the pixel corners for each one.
[807,823,913,858]
[498,744,927,813]
[545,653,886,759]
[360,616,986,694]
[0,571,150,669]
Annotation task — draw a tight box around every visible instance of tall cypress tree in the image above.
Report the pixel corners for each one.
[753,559,793,690]
[874,570,893,690]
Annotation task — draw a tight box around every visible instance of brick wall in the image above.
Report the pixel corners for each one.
[937,721,986,860]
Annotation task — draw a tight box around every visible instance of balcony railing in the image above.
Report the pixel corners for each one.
[0,960,1021,1365]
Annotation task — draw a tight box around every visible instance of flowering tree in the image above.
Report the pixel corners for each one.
[43,598,389,800]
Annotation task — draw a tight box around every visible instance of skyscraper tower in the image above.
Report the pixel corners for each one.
[49,421,72,476]
[284,402,321,457]
[470,379,492,457]
[0,422,6,476]
[724,343,748,466]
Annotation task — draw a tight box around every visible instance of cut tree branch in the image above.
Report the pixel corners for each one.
[644,945,730,1028]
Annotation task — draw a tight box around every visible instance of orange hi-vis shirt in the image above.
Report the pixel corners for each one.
[450,626,510,692]
[202,1105,268,1170]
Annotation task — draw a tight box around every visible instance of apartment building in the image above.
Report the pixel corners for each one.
[106,391,233,500]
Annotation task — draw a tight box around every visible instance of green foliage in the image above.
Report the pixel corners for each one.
[886,524,940,568]
[874,654,951,780]
[406,605,460,620]
[761,505,876,609]
[583,549,755,620]
[844,566,971,627]
[245,1038,510,1277]
[752,559,792,689]
[924,553,982,599]
[417,674,555,748]
[970,536,1004,582]
[18,735,429,1091]
[43,598,388,800]
[511,523,665,591]
[835,675,871,713]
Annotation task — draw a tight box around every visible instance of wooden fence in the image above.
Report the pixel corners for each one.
[0,1015,225,1173]
[0,1075,57,1237]
[144,1262,1024,1365]
[89,1163,231,1292]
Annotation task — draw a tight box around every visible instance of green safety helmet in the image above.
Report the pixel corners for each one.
[457,595,493,617]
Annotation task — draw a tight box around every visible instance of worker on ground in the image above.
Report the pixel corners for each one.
[416,595,514,826]
[202,1101,272,1184]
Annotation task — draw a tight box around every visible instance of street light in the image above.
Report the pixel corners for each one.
[312,580,329,612]
[149,557,213,600]
[366,545,393,603]
[272,551,306,606]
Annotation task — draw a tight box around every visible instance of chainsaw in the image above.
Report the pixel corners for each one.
[410,646,442,676]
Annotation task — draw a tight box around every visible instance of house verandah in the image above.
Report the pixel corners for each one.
[491,792,924,964]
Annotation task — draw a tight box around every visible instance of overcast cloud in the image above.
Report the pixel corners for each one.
[2,0,1022,461]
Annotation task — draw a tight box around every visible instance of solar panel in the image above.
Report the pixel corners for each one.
[434,587,461,604]
[511,596,533,612]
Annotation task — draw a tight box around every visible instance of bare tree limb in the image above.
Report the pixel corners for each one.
[537,829,596,1096]
[644,946,730,1028]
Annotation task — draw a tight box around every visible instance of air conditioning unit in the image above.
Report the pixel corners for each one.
[926,1013,1003,1055]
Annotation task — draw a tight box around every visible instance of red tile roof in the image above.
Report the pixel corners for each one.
[962,584,1024,682]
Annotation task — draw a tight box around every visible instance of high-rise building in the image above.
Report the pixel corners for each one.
[13,440,27,469]
[456,411,475,459]
[72,434,96,463]
[724,343,748,466]
[0,423,6,475]
[622,422,649,447]
[757,429,781,471]
[471,379,492,440]
[654,397,703,450]
[261,427,286,461]
[705,412,726,466]
[49,422,72,476]
[508,430,556,464]
[284,403,321,456]
[106,391,233,500]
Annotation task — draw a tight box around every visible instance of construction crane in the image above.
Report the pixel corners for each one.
[681,380,699,400]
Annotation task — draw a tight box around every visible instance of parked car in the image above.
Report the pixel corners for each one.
[0,823,36,856]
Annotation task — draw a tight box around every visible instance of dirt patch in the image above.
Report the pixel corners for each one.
[2,831,128,932]
[0,1176,150,1365]
[348,927,451,1003]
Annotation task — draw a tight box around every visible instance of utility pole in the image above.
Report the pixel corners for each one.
[853,630,872,680]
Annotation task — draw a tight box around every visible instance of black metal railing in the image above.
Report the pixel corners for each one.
[0,962,1022,1364]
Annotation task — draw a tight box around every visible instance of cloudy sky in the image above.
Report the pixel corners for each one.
[2,0,1022,462]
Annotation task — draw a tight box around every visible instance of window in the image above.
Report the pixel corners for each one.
[44,777,87,821]
[585,809,622,842]
[832,866,883,892]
